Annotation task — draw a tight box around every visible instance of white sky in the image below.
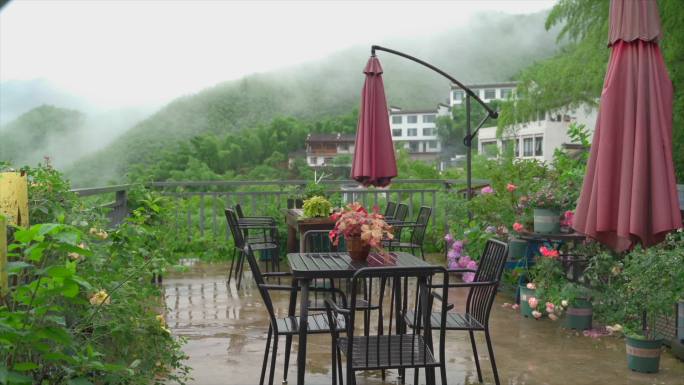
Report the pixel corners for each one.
[0,0,556,108]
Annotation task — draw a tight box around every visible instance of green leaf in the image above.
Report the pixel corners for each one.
[0,365,33,384]
[67,378,93,385]
[26,245,46,262]
[60,280,80,298]
[12,363,38,372]
[45,265,73,278]
[53,231,80,245]
[128,359,141,369]
[36,326,72,345]
[7,261,34,274]
[37,223,63,236]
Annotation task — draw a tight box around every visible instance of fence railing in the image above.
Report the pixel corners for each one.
[70,179,490,242]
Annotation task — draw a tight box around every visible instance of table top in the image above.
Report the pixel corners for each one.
[287,251,437,280]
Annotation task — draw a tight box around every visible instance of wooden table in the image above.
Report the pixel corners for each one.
[283,209,336,253]
[287,251,437,385]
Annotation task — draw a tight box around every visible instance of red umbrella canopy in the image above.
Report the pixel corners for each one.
[573,0,682,251]
[351,56,397,187]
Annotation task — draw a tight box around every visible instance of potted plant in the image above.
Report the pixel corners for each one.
[519,246,565,319]
[285,185,305,209]
[560,282,593,330]
[329,202,393,261]
[530,183,563,234]
[621,240,684,373]
[302,196,333,218]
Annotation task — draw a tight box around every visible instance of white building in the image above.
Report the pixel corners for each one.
[388,104,450,160]
[449,82,597,163]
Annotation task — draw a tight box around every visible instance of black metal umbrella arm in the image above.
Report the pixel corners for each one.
[371,45,499,199]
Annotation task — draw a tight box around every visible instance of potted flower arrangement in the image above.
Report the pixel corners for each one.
[559,282,593,330]
[302,196,333,218]
[519,246,564,319]
[530,183,564,234]
[329,202,393,261]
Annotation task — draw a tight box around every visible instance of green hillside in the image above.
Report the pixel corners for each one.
[66,11,559,186]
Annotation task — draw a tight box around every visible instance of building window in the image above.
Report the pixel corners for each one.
[428,141,438,149]
[515,139,520,157]
[484,89,496,100]
[481,141,497,157]
[392,116,402,124]
[407,128,418,137]
[501,88,512,99]
[422,114,436,123]
[422,127,435,136]
[523,138,533,157]
[409,141,420,152]
[392,128,402,137]
[534,136,543,156]
[452,90,464,103]
[407,115,418,124]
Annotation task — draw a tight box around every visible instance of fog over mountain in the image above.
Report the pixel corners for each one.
[1,10,560,185]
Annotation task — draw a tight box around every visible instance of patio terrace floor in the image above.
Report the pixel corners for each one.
[163,257,684,385]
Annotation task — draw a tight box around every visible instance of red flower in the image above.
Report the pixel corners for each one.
[506,183,517,192]
[513,222,524,232]
[539,246,559,258]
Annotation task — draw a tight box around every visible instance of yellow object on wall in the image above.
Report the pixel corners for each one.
[0,172,29,227]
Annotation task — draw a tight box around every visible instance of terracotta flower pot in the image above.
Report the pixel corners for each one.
[346,236,370,261]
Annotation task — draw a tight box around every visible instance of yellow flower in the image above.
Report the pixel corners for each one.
[68,242,88,261]
[156,314,166,327]
[89,290,111,306]
[89,228,109,240]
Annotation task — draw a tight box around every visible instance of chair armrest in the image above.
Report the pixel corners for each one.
[430,291,455,311]
[447,268,478,274]
[239,224,278,230]
[324,297,350,315]
[447,280,498,289]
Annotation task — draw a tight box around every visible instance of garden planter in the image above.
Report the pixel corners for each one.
[625,336,663,373]
[678,300,684,343]
[519,285,536,318]
[563,299,593,330]
[508,238,527,260]
[533,208,560,234]
[346,236,370,261]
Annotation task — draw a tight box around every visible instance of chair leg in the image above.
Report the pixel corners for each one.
[420,246,425,260]
[331,337,337,385]
[337,346,343,385]
[236,250,245,290]
[440,362,447,385]
[260,326,272,385]
[283,335,292,384]
[485,329,501,385]
[268,332,279,385]
[469,330,483,382]
[228,247,236,284]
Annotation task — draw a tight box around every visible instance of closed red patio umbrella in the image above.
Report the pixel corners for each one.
[573,0,682,251]
[351,56,397,187]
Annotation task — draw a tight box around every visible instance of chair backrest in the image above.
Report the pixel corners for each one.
[301,230,346,252]
[394,203,408,222]
[224,208,245,248]
[410,206,432,245]
[342,266,449,370]
[465,238,508,326]
[383,201,397,218]
[242,245,278,326]
[234,203,246,218]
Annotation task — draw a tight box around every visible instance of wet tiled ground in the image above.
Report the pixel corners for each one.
[164,259,684,385]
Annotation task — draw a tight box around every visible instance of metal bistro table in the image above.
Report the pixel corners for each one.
[287,251,436,385]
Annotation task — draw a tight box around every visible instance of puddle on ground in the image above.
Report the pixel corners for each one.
[163,258,684,385]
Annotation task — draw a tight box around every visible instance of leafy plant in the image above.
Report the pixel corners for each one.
[302,196,333,218]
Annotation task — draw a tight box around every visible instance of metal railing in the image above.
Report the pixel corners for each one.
[70,179,489,241]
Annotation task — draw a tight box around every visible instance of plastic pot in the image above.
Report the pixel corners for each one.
[533,208,560,234]
[626,336,662,373]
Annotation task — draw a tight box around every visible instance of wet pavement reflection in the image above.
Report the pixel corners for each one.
[164,259,684,385]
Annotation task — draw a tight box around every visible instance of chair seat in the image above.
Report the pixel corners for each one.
[404,311,485,330]
[337,335,437,370]
[275,313,345,335]
[308,298,378,311]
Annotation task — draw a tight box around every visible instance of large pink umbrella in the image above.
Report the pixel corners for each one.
[573,0,682,251]
[351,56,397,187]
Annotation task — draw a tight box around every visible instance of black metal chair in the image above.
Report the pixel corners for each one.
[383,201,398,220]
[405,239,508,385]
[235,203,279,245]
[326,265,450,385]
[225,208,280,289]
[243,245,345,385]
[384,206,432,260]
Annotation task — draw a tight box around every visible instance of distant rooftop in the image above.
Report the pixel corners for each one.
[451,81,517,90]
[389,103,449,115]
[306,133,355,143]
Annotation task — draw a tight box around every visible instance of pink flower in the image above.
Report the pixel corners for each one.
[448,260,459,270]
[527,297,538,309]
[548,313,558,321]
[481,186,494,194]
[561,210,574,227]
[447,249,460,260]
[512,304,520,310]
[463,260,478,282]
[507,183,517,192]
[444,233,454,243]
[513,222,524,232]
[526,282,536,290]
[502,302,511,308]
[539,246,559,259]
[452,240,464,253]
[545,302,555,313]
[532,310,542,319]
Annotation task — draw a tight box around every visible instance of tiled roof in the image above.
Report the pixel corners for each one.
[306,133,355,143]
